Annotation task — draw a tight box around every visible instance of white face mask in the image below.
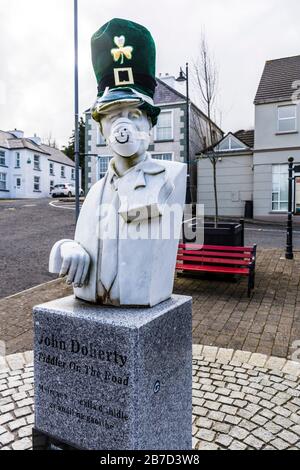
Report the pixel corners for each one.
[108,118,150,158]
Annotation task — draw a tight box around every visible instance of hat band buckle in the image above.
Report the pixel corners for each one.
[114,67,134,86]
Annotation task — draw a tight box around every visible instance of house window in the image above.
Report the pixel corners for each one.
[152,153,173,161]
[71,168,75,180]
[34,155,40,170]
[34,176,40,191]
[0,173,7,190]
[97,127,106,145]
[15,153,21,168]
[16,177,21,188]
[278,105,297,133]
[98,156,113,179]
[272,164,288,211]
[0,151,6,166]
[50,180,54,191]
[155,111,173,141]
[49,162,54,175]
[61,166,65,178]
[216,135,245,152]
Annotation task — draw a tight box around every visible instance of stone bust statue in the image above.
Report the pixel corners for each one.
[49,18,187,307]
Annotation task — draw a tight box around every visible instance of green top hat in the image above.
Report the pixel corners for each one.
[91,18,161,125]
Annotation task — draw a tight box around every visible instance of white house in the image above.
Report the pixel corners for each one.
[0,129,80,199]
[197,54,300,220]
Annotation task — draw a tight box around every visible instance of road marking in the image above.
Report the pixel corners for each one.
[23,204,36,208]
[49,201,82,211]
[246,227,300,235]
[4,208,16,211]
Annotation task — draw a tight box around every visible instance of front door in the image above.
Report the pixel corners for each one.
[13,176,22,198]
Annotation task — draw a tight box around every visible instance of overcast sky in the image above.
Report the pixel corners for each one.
[0,0,299,147]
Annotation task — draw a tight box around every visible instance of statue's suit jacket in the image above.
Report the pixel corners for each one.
[72,156,186,306]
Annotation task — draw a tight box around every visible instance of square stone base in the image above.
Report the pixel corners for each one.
[33,295,192,450]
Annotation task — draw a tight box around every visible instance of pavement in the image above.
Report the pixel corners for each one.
[1,248,300,359]
[0,347,299,450]
[2,197,300,300]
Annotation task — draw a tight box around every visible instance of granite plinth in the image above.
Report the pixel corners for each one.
[33,295,192,450]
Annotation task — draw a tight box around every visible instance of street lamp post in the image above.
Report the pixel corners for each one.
[74,0,80,222]
[176,63,192,205]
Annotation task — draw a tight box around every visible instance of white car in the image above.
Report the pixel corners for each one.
[51,183,84,198]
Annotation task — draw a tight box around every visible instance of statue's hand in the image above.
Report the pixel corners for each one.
[59,241,90,287]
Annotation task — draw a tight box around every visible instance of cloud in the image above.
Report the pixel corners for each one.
[0,0,299,146]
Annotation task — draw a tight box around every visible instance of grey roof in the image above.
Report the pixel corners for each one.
[234,129,255,149]
[40,144,75,167]
[154,78,186,104]
[254,55,300,104]
[0,130,74,166]
[0,130,50,154]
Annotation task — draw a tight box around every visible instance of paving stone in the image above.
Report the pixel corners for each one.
[229,440,248,450]
[215,434,233,448]
[14,406,32,419]
[239,419,257,432]
[0,432,15,446]
[204,401,221,411]
[215,387,231,397]
[244,435,264,450]
[229,426,249,440]
[282,361,300,377]
[11,438,32,451]
[273,416,293,429]
[252,428,274,443]
[271,438,290,450]
[208,411,225,422]
[212,422,230,434]
[0,412,14,426]
[196,428,216,442]
[217,348,234,363]
[224,415,241,426]
[278,430,299,445]
[198,418,213,429]
[251,414,268,426]
[0,403,15,414]
[197,441,219,451]
[248,353,268,367]
[232,351,252,363]
[194,407,208,417]
[8,417,27,432]
[18,425,33,438]
[265,357,287,371]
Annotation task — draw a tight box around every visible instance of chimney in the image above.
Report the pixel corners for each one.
[10,129,24,139]
[159,73,177,90]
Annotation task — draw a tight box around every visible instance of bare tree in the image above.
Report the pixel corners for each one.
[192,34,220,227]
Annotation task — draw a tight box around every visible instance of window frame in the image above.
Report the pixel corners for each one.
[96,126,106,146]
[61,165,65,178]
[154,110,174,142]
[97,155,113,180]
[71,168,75,180]
[0,172,7,190]
[277,105,297,134]
[33,154,41,171]
[0,150,6,167]
[49,162,54,176]
[272,164,289,212]
[33,175,40,192]
[15,152,21,168]
[151,152,174,161]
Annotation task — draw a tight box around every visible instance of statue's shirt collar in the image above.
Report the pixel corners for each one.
[108,153,166,190]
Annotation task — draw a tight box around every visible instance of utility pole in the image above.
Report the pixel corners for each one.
[74,0,80,221]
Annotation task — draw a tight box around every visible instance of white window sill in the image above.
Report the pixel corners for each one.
[275,131,298,135]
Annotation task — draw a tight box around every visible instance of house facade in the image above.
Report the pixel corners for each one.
[0,130,79,199]
[198,54,300,220]
[84,75,223,198]
[197,130,254,217]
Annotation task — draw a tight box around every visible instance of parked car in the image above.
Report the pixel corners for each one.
[51,183,84,198]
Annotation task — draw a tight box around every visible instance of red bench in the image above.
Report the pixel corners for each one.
[176,244,257,297]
